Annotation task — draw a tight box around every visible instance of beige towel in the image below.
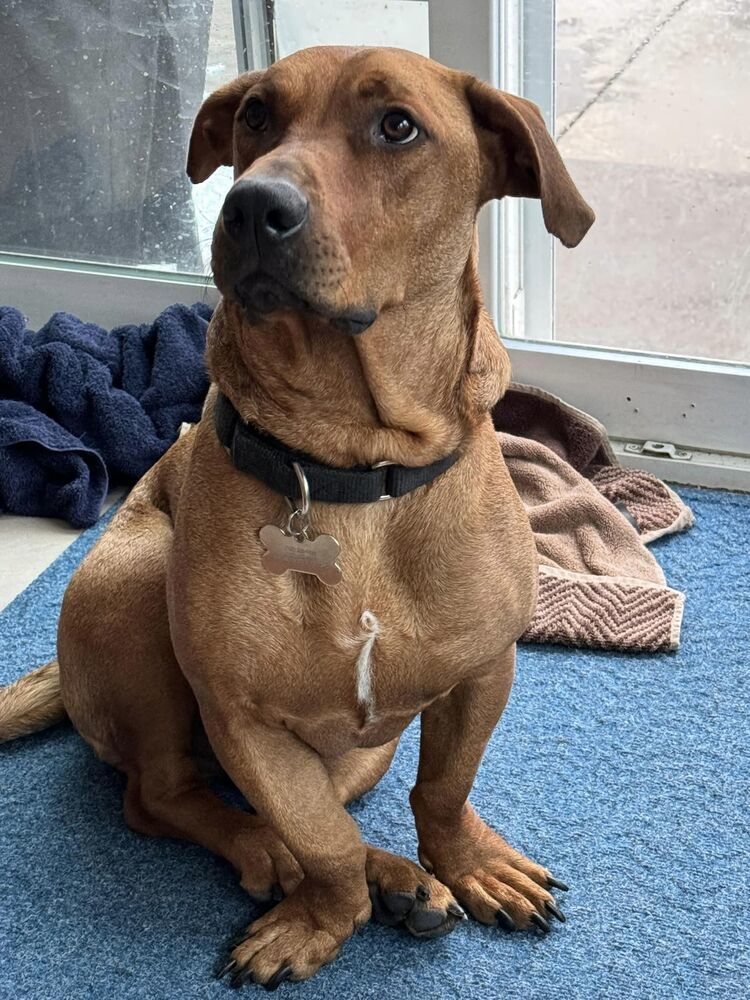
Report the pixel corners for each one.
[494,385,693,652]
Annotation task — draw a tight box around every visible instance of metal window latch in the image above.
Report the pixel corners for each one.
[623,440,693,460]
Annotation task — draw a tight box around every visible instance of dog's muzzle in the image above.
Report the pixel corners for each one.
[219,176,377,335]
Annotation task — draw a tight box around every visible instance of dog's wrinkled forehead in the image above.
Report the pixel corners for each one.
[237,45,468,140]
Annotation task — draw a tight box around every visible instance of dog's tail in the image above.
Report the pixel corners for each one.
[0,660,66,743]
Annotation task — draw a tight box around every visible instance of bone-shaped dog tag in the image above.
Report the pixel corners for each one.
[259,524,343,586]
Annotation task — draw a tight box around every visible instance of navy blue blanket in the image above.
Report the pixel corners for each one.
[0,303,211,527]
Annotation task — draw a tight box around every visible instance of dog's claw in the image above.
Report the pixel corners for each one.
[545,901,566,923]
[270,882,284,903]
[264,965,293,992]
[547,876,569,892]
[495,908,517,932]
[415,884,430,902]
[530,912,550,934]
[230,966,255,989]
[447,901,466,919]
[217,959,238,980]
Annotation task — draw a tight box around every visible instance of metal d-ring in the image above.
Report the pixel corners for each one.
[292,462,310,516]
[284,461,311,540]
[285,508,310,540]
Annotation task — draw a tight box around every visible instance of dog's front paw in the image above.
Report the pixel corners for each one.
[418,810,567,933]
[366,846,465,940]
[217,878,370,987]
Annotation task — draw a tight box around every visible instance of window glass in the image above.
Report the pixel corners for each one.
[0,0,236,274]
[555,0,750,363]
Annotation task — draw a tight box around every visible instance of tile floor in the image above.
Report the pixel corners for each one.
[0,492,123,613]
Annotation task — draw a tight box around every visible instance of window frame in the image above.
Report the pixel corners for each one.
[0,252,217,332]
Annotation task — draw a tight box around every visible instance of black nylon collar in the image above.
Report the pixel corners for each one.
[214,392,459,503]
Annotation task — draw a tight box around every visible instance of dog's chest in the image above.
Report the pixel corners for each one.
[185,564,517,756]
[238,603,490,756]
[170,425,536,756]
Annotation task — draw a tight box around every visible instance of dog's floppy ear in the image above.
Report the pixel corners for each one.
[186,72,264,183]
[466,77,594,248]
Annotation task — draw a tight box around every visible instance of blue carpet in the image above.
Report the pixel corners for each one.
[1,487,748,999]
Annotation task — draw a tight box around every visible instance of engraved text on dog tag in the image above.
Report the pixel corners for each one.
[259,524,343,586]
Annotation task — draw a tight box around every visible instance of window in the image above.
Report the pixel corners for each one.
[2,0,747,486]
[502,0,750,489]
[0,0,214,272]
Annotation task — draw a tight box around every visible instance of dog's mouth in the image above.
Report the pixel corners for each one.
[233,273,377,336]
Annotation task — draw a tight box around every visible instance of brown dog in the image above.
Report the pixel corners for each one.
[0,46,592,987]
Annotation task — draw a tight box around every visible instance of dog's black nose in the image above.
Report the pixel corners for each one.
[222,177,309,244]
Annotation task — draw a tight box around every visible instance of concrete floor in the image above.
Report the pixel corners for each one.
[555,0,750,362]
[0,514,81,612]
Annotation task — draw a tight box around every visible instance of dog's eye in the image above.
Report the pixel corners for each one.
[380,110,419,144]
[244,98,269,131]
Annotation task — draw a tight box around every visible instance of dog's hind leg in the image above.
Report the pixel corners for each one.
[58,482,302,903]
[326,740,399,804]
[122,755,302,901]
[364,846,465,939]
[131,730,457,935]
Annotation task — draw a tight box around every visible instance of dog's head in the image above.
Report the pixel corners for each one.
[188,46,593,336]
